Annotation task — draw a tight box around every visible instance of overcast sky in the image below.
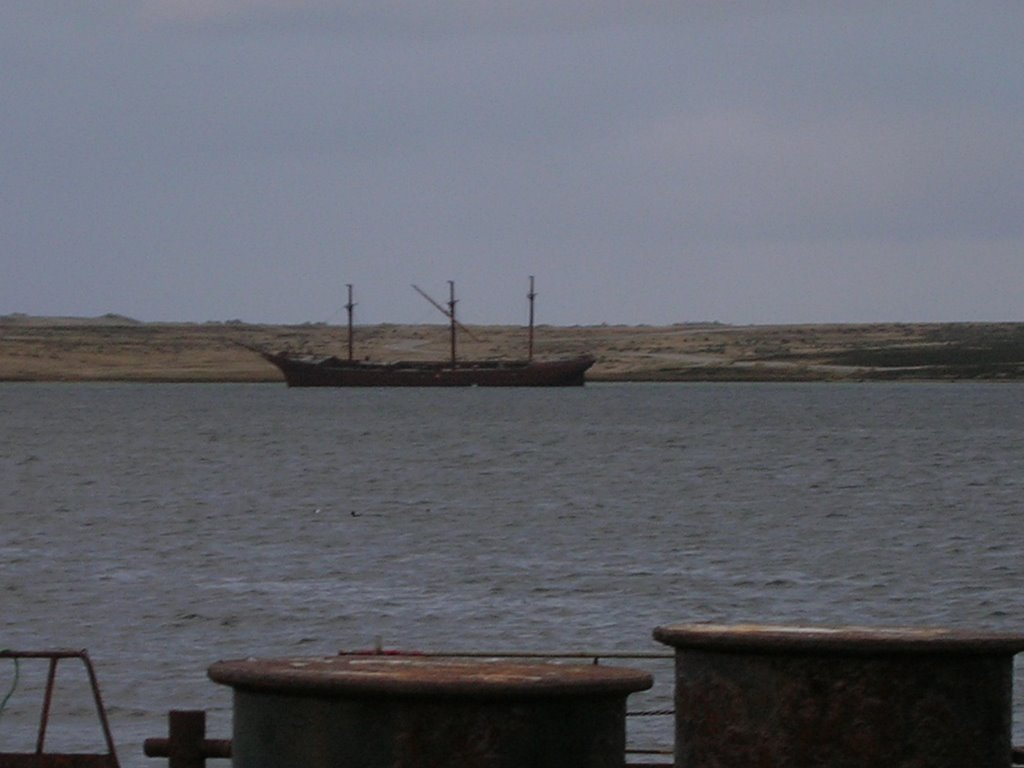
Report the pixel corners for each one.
[3,3,1022,326]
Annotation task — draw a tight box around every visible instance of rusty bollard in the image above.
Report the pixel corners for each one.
[654,623,1024,768]
[209,655,652,768]
[144,710,231,768]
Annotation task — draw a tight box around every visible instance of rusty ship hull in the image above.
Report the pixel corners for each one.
[260,351,595,387]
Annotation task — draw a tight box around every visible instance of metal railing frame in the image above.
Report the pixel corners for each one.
[0,649,120,767]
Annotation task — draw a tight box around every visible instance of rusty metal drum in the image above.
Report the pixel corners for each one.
[653,623,1024,768]
[208,655,652,768]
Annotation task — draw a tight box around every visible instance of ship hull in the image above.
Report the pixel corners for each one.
[261,352,595,387]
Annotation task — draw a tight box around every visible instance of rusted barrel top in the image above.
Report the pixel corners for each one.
[653,623,1024,656]
[208,656,653,699]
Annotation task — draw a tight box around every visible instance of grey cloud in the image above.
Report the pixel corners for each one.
[2,2,1022,324]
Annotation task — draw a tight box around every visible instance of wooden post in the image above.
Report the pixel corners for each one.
[143,710,231,768]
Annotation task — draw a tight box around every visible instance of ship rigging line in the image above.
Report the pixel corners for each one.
[411,284,482,342]
[0,653,19,724]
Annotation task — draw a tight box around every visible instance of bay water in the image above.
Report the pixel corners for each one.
[2,382,1023,763]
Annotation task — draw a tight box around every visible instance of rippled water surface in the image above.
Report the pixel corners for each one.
[2,382,1024,763]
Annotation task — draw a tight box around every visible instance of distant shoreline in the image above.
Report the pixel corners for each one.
[2,317,1024,383]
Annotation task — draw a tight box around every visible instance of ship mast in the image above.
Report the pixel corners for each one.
[345,284,356,362]
[411,282,481,366]
[527,275,536,362]
[447,280,457,366]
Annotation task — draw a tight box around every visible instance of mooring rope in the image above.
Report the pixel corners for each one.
[628,708,674,717]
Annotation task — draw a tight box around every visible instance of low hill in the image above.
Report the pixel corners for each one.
[2,317,1023,382]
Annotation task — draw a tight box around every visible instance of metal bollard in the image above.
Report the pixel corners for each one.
[209,655,652,768]
[654,623,1024,768]
[144,710,231,768]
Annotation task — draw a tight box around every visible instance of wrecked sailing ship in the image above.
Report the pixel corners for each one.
[257,279,595,387]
